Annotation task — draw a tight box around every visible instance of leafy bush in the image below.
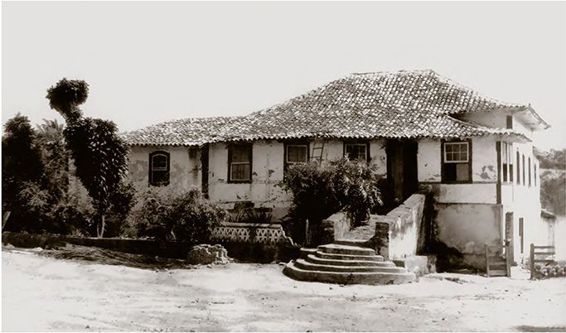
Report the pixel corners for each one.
[129,187,227,243]
[279,158,383,246]
[103,182,137,237]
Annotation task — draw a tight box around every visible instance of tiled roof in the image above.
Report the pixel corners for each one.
[123,70,531,146]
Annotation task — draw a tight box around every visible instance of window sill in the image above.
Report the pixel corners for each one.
[227,180,252,184]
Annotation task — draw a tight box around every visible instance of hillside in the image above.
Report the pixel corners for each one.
[536,148,566,216]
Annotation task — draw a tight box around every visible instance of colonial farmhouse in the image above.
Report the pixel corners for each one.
[122,70,549,269]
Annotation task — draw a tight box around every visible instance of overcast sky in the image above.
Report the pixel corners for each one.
[3,1,566,149]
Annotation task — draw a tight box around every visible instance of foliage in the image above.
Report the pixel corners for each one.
[46,78,89,122]
[534,148,566,170]
[540,169,566,216]
[35,119,69,202]
[103,182,137,237]
[535,147,566,215]
[47,78,129,237]
[129,188,227,243]
[47,192,96,236]
[2,114,46,231]
[279,158,383,245]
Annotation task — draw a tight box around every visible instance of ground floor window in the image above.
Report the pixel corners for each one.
[228,144,252,182]
[149,151,170,186]
[285,143,309,168]
[442,140,471,182]
[344,142,369,162]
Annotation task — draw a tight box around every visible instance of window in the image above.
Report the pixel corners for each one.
[149,151,170,186]
[506,115,513,129]
[517,151,521,184]
[502,142,508,182]
[344,142,369,161]
[528,157,532,187]
[442,141,471,182]
[522,154,526,185]
[509,144,514,182]
[285,143,309,168]
[534,163,537,186]
[228,144,252,182]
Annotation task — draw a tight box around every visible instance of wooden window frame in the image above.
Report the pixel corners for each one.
[516,150,521,185]
[284,141,310,170]
[501,142,513,183]
[441,139,472,184]
[528,157,532,187]
[228,143,253,183]
[149,151,170,186]
[522,154,526,186]
[343,141,370,162]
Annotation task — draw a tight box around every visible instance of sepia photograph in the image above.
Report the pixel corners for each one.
[2,1,566,331]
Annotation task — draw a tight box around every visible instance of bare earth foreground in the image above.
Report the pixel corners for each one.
[2,247,566,332]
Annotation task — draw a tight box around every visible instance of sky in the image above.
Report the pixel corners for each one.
[2,1,566,150]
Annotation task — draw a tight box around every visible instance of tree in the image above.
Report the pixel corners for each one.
[46,78,129,237]
[279,158,383,246]
[35,119,69,202]
[2,114,46,231]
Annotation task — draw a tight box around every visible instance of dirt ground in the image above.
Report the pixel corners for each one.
[2,246,566,332]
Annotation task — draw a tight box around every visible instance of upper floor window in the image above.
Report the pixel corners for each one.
[149,151,170,186]
[522,154,526,185]
[442,141,471,183]
[502,142,509,183]
[517,151,521,184]
[285,143,309,169]
[228,144,252,183]
[344,142,369,161]
[528,157,532,187]
[506,115,513,129]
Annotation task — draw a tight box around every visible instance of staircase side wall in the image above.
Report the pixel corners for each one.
[371,194,426,260]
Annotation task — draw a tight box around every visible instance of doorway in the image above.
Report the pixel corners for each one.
[505,212,515,265]
[386,140,418,205]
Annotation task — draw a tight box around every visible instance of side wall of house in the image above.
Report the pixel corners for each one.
[417,136,502,269]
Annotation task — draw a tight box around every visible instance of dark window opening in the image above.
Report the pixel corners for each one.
[528,157,532,187]
[228,144,252,183]
[149,151,170,186]
[517,152,521,184]
[344,142,369,161]
[502,142,508,182]
[522,154,526,185]
[285,143,309,168]
[534,164,537,186]
[506,115,513,129]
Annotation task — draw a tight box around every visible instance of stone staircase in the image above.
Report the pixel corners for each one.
[283,239,416,285]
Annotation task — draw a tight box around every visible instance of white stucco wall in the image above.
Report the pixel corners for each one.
[207,140,290,213]
[127,145,201,193]
[418,139,441,182]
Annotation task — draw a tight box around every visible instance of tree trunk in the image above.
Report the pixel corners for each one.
[97,214,106,238]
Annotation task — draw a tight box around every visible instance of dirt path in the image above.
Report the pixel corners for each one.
[2,247,566,331]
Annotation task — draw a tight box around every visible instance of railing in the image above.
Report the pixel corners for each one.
[485,241,511,277]
[529,244,560,279]
[211,222,294,245]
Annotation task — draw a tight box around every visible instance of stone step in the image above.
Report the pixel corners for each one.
[295,259,405,273]
[488,269,508,277]
[283,262,416,285]
[315,251,384,262]
[318,244,376,256]
[334,239,370,247]
[305,254,393,267]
